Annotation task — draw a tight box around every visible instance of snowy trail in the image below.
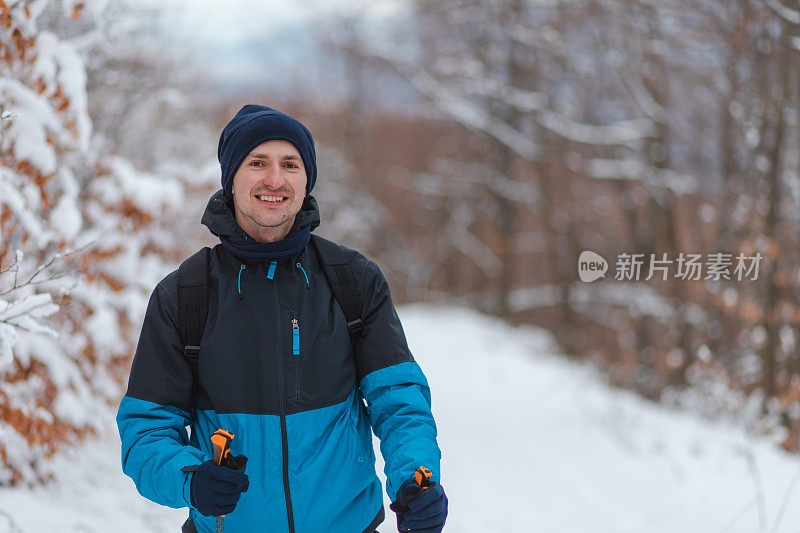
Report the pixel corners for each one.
[400,305,800,533]
[2,304,800,532]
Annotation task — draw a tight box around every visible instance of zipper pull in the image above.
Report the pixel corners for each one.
[291,316,300,356]
[296,262,310,289]
[237,264,245,299]
[266,260,277,280]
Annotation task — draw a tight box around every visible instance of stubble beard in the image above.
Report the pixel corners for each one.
[237,203,297,242]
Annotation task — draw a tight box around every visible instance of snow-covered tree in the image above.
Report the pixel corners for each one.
[319,0,800,447]
[0,0,213,485]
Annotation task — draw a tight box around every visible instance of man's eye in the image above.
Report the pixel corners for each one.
[285,163,298,169]
[250,161,263,167]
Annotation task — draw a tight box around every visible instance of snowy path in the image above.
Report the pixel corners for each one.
[2,304,800,532]
[402,305,800,532]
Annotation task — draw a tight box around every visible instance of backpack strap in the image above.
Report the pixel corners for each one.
[310,234,365,345]
[177,246,210,415]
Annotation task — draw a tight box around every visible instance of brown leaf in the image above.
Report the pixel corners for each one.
[0,1,10,29]
[71,3,85,20]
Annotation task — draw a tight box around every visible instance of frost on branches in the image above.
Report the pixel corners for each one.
[0,0,188,486]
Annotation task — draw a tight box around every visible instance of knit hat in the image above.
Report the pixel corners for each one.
[217,105,317,198]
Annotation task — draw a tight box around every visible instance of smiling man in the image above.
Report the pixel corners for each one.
[116,105,448,533]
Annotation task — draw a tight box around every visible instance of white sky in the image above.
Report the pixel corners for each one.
[120,0,411,96]
[124,0,408,44]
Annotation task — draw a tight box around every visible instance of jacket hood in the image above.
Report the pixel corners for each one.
[201,189,321,242]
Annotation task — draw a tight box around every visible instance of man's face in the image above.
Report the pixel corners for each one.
[230,140,307,243]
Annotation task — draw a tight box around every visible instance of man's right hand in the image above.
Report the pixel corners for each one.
[190,458,249,517]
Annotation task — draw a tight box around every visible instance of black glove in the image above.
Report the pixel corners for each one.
[187,455,249,517]
[390,476,448,532]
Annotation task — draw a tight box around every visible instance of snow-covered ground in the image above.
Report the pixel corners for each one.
[2,304,800,532]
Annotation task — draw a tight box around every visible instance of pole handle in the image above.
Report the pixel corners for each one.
[211,428,234,466]
[414,466,433,489]
[211,428,235,522]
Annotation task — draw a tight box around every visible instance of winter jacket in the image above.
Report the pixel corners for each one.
[116,192,441,533]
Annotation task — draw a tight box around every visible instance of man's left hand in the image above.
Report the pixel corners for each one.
[390,477,448,532]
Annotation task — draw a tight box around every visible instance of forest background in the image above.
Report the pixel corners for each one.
[3,0,800,492]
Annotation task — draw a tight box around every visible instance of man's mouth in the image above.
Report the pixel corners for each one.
[255,194,288,205]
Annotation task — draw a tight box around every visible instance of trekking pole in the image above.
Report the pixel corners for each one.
[211,429,235,533]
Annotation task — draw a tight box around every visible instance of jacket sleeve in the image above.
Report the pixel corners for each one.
[354,259,442,502]
[116,280,208,509]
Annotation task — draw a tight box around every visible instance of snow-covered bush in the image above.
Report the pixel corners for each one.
[0,0,202,485]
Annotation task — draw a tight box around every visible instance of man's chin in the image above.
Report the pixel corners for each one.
[254,215,293,228]
[249,215,297,234]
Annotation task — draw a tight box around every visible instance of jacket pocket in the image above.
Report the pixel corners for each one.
[289,309,301,398]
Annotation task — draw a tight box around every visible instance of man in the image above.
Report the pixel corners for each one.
[116,105,448,533]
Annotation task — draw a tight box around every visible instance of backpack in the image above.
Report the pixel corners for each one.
[176,234,365,415]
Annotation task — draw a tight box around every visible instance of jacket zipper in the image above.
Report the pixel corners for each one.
[269,261,295,533]
[290,311,300,398]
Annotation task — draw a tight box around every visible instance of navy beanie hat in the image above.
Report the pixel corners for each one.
[218,104,317,198]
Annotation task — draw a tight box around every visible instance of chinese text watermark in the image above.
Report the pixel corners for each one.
[578,251,763,282]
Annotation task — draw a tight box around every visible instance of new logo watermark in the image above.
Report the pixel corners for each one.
[578,251,608,282]
[578,252,763,282]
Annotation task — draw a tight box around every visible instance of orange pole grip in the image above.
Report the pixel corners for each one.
[211,429,235,521]
[414,466,433,489]
[211,429,234,466]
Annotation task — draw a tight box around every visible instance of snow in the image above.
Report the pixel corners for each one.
[0,0,211,492]
[0,167,53,248]
[360,50,541,162]
[91,155,183,216]
[0,78,60,175]
[49,194,83,241]
[31,30,90,144]
[763,0,800,25]
[0,292,59,369]
[1,304,800,532]
[405,306,800,532]
[586,157,699,195]
[538,112,654,147]
[509,282,680,325]
[83,306,122,355]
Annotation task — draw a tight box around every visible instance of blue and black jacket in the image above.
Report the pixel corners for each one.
[116,191,441,533]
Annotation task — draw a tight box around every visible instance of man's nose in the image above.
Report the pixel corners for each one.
[261,163,285,188]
